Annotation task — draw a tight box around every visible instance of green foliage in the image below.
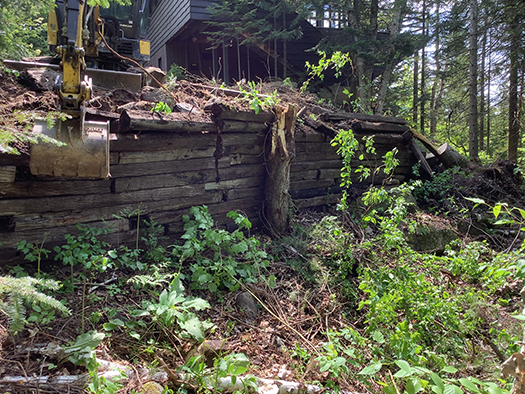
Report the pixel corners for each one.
[167,63,187,80]
[0,110,67,155]
[363,359,507,394]
[152,102,172,115]
[0,275,70,334]
[86,354,124,394]
[53,225,115,276]
[64,330,105,365]
[139,276,213,342]
[330,128,359,208]
[180,352,257,393]
[236,81,280,114]
[301,51,351,93]
[0,0,52,59]
[172,206,270,293]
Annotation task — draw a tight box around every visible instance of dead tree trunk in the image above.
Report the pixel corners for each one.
[264,104,297,236]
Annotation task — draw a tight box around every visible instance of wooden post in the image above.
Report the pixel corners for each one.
[264,104,297,236]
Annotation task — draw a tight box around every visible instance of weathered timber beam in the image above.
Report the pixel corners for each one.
[351,120,410,133]
[302,116,338,137]
[204,98,275,123]
[120,109,216,132]
[321,112,407,125]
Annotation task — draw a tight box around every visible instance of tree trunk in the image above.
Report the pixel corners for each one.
[413,51,419,125]
[283,12,287,79]
[236,38,241,81]
[487,28,492,153]
[264,104,297,236]
[468,0,479,160]
[375,0,408,115]
[420,0,426,134]
[479,26,487,151]
[429,0,441,136]
[508,16,519,162]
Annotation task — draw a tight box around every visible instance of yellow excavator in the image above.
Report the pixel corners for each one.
[28,0,150,178]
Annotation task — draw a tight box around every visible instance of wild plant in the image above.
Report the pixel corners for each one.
[171,206,270,293]
[0,275,70,334]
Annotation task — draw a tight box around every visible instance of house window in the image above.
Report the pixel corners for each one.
[158,56,162,69]
[309,6,347,28]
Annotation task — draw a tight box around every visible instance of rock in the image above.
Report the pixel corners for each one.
[139,381,164,394]
[140,86,175,108]
[405,215,457,253]
[236,291,259,318]
[127,66,166,87]
[175,102,196,113]
[185,339,229,367]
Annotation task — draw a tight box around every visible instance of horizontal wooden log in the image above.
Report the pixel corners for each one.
[110,132,217,152]
[295,131,326,143]
[290,179,336,191]
[120,110,216,132]
[204,176,263,191]
[293,193,343,209]
[290,186,341,199]
[0,184,215,215]
[291,160,342,172]
[351,121,410,133]
[295,142,337,155]
[0,166,16,183]
[110,155,263,177]
[321,112,407,125]
[0,179,111,199]
[290,169,318,181]
[318,168,341,179]
[354,133,408,145]
[0,152,29,166]
[302,116,338,137]
[115,164,265,193]
[221,120,270,133]
[12,192,223,232]
[117,146,216,164]
[295,150,340,162]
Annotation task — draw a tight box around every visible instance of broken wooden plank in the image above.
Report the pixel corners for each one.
[409,140,433,177]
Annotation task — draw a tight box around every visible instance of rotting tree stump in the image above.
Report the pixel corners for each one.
[264,104,297,236]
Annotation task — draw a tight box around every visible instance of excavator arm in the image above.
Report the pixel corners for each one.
[30,0,110,179]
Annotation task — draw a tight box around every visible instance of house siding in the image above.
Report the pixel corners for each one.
[149,0,192,55]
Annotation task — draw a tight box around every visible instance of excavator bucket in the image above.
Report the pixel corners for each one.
[30,117,110,178]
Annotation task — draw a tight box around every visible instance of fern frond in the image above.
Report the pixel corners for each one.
[0,275,70,334]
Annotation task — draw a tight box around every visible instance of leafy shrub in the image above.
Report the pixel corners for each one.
[171,206,270,293]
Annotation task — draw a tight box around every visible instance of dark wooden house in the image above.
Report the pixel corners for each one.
[147,0,326,83]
